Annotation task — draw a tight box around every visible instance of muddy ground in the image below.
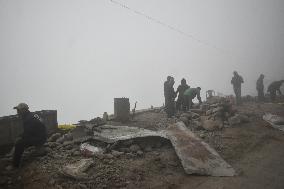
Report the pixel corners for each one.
[0,102,284,189]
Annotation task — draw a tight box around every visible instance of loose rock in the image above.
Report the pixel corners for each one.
[129,144,141,153]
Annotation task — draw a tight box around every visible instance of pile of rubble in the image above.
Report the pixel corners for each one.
[177,97,251,131]
[1,101,251,188]
[1,126,172,188]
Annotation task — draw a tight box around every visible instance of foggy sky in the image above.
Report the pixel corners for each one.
[1,0,284,123]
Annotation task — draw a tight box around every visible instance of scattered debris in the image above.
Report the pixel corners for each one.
[48,133,62,142]
[263,113,284,131]
[80,143,103,157]
[1,101,283,188]
[61,158,94,179]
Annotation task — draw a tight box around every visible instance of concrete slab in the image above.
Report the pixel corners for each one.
[165,122,236,176]
[93,125,167,142]
[263,113,284,132]
[93,124,235,176]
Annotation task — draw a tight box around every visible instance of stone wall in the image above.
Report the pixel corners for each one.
[0,110,58,146]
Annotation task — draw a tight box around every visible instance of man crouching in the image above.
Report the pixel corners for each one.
[12,103,47,168]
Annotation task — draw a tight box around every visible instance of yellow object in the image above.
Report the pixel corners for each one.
[58,124,76,130]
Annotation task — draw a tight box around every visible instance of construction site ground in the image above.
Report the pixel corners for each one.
[1,102,284,189]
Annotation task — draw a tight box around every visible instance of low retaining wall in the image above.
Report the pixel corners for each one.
[0,110,58,146]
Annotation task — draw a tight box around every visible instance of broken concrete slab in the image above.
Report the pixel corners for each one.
[93,125,167,142]
[263,113,284,132]
[93,124,235,177]
[165,122,236,176]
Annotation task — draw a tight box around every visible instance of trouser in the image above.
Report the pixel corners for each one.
[176,96,187,111]
[183,96,189,111]
[257,89,264,101]
[234,87,242,105]
[165,97,175,117]
[13,137,45,167]
[187,97,193,109]
[176,97,182,111]
[270,90,276,101]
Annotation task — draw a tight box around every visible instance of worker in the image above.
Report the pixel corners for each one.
[206,90,215,99]
[12,103,47,168]
[164,76,176,117]
[184,87,202,109]
[256,74,265,102]
[175,78,190,111]
[231,71,244,105]
[267,80,284,101]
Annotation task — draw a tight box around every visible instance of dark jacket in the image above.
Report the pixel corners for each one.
[164,81,176,99]
[231,75,244,88]
[184,88,202,103]
[176,84,190,99]
[267,81,284,92]
[22,112,47,141]
[256,77,264,91]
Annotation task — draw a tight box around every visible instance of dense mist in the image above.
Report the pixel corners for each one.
[1,0,283,123]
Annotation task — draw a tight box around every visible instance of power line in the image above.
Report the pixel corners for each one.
[109,0,230,55]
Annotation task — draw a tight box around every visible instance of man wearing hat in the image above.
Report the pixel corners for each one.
[231,71,244,105]
[175,78,190,111]
[164,76,176,117]
[12,103,47,168]
[256,74,265,102]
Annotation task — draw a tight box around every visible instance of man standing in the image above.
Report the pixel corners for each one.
[164,76,176,117]
[12,103,47,168]
[184,87,202,109]
[256,74,265,102]
[267,80,284,101]
[175,78,190,111]
[231,71,244,105]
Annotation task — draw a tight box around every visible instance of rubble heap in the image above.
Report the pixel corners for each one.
[177,97,251,131]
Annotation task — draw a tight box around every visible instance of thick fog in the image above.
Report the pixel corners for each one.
[1,0,284,123]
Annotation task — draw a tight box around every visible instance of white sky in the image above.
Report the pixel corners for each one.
[0,0,284,123]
